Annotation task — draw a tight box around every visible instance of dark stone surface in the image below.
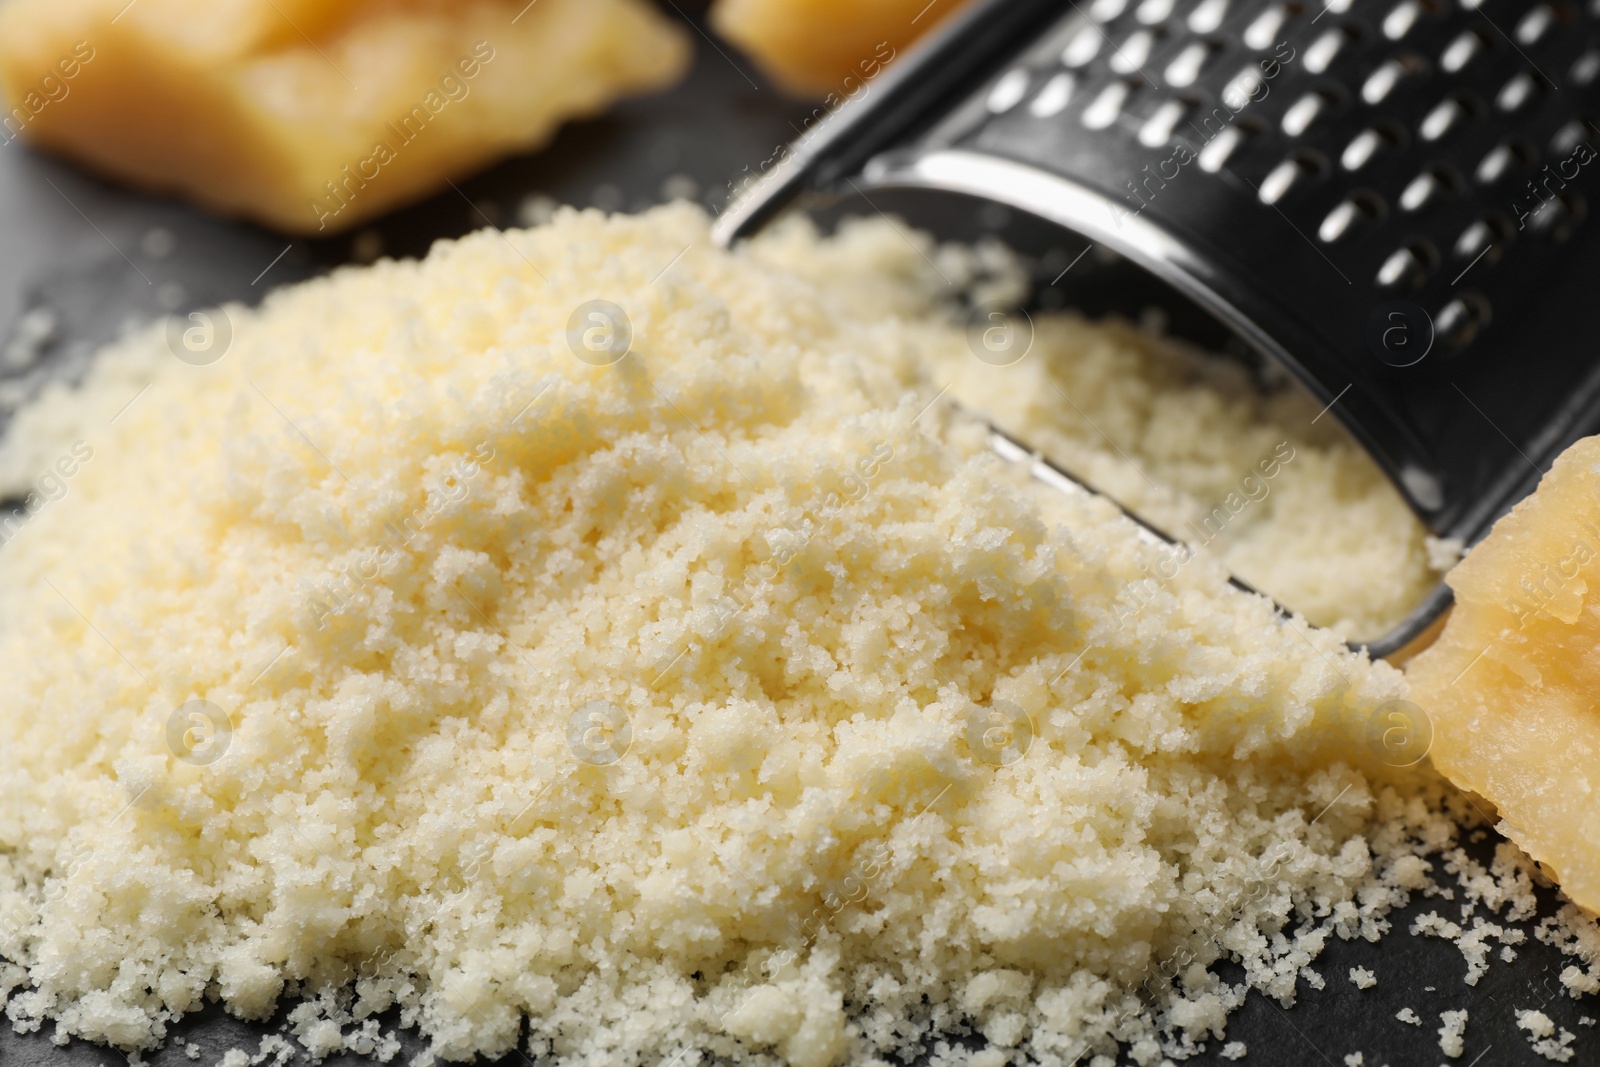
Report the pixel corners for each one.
[0,7,1595,1066]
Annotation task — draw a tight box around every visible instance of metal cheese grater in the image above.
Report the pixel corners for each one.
[714,0,1600,659]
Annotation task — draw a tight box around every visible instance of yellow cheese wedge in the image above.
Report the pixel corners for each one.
[1409,435,1600,912]
[0,0,689,234]
[711,0,969,96]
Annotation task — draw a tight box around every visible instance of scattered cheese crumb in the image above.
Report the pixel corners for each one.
[2,306,55,371]
[1424,535,1465,572]
[1518,1010,1577,1062]
[1398,1008,1423,1026]
[1437,1009,1468,1058]
[1349,967,1377,989]
[1410,908,1523,985]
[1221,1042,1247,1061]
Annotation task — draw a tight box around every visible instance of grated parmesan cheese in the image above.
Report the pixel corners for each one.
[881,298,1439,639]
[0,204,1574,1066]
[1437,1008,1468,1058]
[1518,1009,1578,1063]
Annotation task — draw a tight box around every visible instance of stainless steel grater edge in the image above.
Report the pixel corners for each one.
[714,0,1600,660]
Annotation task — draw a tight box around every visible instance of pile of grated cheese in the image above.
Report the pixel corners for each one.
[0,204,1502,1066]
[752,221,1450,641]
[925,319,1452,643]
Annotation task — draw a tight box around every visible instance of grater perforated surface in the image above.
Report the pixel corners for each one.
[717,0,1600,656]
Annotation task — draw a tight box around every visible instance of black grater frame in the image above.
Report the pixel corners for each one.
[715,0,1600,659]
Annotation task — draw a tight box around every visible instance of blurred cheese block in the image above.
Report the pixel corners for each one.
[711,0,970,96]
[0,0,689,234]
[1409,435,1600,912]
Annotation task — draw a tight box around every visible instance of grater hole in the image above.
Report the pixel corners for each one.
[1440,29,1492,74]
[1375,240,1438,290]
[1573,46,1600,87]
[1187,0,1229,33]
[1062,25,1103,68]
[1135,0,1175,24]
[1515,3,1567,46]
[1451,214,1513,265]
[1474,139,1537,185]
[1419,91,1480,142]
[1305,25,1362,74]
[1083,80,1138,129]
[1139,97,1195,146]
[1362,54,1428,105]
[1257,150,1326,204]
[1111,27,1165,75]
[1197,122,1253,172]
[1029,72,1077,117]
[1164,41,1219,87]
[986,69,1033,114]
[1526,192,1588,243]
[1399,467,1444,511]
[1318,191,1386,243]
[1088,0,1129,21]
[1281,89,1338,136]
[1399,171,1443,212]
[1435,293,1491,349]
[1382,0,1435,41]
[1243,4,1295,49]
[1495,71,1544,112]
[1341,121,1406,171]
[1550,117,1600,156]
[1222,64,1271,109]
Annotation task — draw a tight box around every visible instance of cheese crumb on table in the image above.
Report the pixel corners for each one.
[1349,967,1377,989]
[1437,1009,1468,1058]
[1518,1009,1578,1063]
[1398,1008,1423,1026]
[0,205,1489,1065]
[1519,1010,1557,1040]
